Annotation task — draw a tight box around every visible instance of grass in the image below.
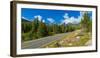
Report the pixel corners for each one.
[42,29,92,48]
[22,32,31,41]
[72,32,91,46]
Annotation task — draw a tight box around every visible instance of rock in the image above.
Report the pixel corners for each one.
[59,40,64,44]
[68,43,72,46]
[75,36,80,41]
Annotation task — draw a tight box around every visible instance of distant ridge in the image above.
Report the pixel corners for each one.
[21,17,31,22]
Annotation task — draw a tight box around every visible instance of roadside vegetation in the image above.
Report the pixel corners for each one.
[42,30,91,48]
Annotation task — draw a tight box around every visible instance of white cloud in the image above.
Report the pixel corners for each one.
[47,18,55,23]
[22,16,31,21]
[34,15,46,23]
[43,19,45,23]
[22,16,28,20]
[62,17,80,24]
[34,15,42,21]
[62,12,83,24]
[63,13,69,19]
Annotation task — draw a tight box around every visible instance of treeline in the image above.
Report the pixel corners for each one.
[22,12,92,41]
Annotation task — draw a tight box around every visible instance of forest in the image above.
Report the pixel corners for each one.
[21,12,92,42]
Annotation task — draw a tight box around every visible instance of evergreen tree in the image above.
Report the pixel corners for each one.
[21,18,32,33]
[52,24,59,34]
[37,20,48,38]
[61,23,66,33]
[31,17,39,33]
[29,17,40,39]
[81,12,92,32]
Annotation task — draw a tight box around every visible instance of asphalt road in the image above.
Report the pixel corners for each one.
[21,33,68,49]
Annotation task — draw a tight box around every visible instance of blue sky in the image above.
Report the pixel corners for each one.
[21,8,92,24]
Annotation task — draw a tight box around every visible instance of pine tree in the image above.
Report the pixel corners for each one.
[29,17,40,39]
[32,17,39,33]
[61,23,66,33]
[81,12,92,32]
[37,20,48,38]
[52,24,58,34]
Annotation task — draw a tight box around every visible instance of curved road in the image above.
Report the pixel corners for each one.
[21,33,68,49]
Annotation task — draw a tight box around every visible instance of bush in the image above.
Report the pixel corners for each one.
[48,32,55,36]
[22,33,30,41]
